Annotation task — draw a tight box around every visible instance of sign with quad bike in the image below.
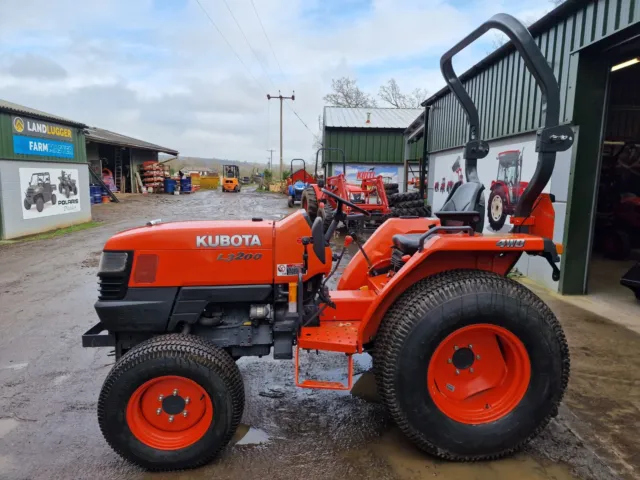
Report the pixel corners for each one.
[19,167,81,219]
[430,134,549,233]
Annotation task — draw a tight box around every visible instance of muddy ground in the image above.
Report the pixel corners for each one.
[0,187,637,480]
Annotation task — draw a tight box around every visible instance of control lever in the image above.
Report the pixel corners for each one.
[348,231,377,275]
[301,237,311,273]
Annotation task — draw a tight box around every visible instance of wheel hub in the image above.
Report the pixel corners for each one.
[452,347,475,370]
[126,376,214,450]
[427,324,531,425]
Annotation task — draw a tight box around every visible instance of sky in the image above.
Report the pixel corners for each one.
[0,0,557,164]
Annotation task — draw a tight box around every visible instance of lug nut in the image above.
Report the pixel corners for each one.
[454,345,459,351]
[183,411,188,417]
[173,389,178,396]
[447,358,452,364]
[168,415,174,423]
[185,397,190,405]
[476,354,481,360]
[470,368,474,373]
[468,344,473,349]
[158,394,164,401]
[156,408,162,415]
[455,369,460,375]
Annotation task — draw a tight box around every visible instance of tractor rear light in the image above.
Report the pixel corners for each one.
[99,252,129,273]
[133,254,159,283]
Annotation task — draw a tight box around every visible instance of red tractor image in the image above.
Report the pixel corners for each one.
[487,149,528,230]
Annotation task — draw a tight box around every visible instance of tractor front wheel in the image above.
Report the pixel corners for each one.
[374,270,569,461]
[301,188,319,221]
[98,334,244,471]
[488,189,507,230]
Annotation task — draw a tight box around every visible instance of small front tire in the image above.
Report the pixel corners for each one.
[98,334,244,471]
[24,199,31,210]
[51,194,57,205]
[36,197,44,212]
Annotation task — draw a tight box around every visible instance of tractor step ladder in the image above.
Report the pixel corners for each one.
[295,321,359,390]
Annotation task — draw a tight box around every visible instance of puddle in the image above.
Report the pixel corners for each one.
[0,362,28,371]
[232,424,270,446]
[368,428,577,480]
[0,418,19,439]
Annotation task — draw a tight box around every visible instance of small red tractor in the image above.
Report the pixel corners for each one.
[487,149,528,230]
[82,14,572,472]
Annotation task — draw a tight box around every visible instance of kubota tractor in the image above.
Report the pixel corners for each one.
[487,149,528,230]
[82,14,572,472]
[222,165,240,193]
[286,158,314,208]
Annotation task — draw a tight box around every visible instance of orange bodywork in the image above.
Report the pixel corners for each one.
[222,178,239,191]
[103,212,331,287]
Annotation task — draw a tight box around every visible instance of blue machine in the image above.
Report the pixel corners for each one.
[287,158,312,208]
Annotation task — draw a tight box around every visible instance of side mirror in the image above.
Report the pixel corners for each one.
[311,217,326,264]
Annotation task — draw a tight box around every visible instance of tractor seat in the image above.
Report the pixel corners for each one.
[392,234,422,255]
[435,181,485,233]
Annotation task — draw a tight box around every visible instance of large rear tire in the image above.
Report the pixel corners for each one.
[301,187,319,220]
[389,191,420,206]
[98,334,244,471]
[374,270,569,461]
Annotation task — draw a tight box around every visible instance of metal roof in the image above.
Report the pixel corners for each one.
[85,127,179,155]
[324,107,424,129]
[0,98,86,128]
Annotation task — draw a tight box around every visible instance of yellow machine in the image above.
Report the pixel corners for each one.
[222,165,240,193]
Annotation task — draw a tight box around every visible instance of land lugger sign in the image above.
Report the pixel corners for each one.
[12,116,75,159]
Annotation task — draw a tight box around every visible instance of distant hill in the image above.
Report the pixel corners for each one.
[159,155,267,177]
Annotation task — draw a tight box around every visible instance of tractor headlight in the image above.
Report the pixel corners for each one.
[98,251,129,273]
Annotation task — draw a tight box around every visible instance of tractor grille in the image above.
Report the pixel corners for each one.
[98,275,129,300]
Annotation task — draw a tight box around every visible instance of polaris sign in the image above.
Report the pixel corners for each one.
[196,235,262,248]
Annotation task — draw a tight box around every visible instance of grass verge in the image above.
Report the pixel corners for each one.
[1,220,103,244]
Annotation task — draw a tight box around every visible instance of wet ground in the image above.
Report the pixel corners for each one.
[0,187,637,480]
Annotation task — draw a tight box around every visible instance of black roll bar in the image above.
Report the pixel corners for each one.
[315,147,346,179]
[290,158,306,177]
[440,13,573,222]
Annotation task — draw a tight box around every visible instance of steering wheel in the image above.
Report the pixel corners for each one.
[321,188,371,216]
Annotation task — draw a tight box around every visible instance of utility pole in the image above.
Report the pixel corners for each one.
[266,149,275,171]
[267,91,295,180]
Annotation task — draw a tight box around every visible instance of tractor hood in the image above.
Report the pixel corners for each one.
[104,220,275,251]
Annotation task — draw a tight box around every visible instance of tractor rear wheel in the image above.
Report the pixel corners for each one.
[318,202,335,232]
[488,189,507,231]
[301,188,319,220]
[374,270,569,461]
[98,334,244,471]
[389,191,420,206]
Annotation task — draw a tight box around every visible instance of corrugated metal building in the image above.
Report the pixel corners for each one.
[404,0,640,302]
[323,107,422,190]
[0,100,91,239]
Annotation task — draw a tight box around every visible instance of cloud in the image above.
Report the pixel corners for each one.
[0,0,554,162]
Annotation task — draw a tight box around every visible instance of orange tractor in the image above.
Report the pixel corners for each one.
[488,149,528,230]
[83,14,572,471]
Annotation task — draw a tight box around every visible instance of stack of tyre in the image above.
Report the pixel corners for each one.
[389,191,432,217]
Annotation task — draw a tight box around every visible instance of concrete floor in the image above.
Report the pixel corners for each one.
[0,188,636,480]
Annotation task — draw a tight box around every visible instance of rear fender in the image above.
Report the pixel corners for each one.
[357,233,548,345]
[338,217,440,290]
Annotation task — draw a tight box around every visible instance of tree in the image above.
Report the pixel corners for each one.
[323,77,377,107]
[379,79,429,108]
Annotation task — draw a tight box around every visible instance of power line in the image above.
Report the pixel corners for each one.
[248,1,320,143]
[220,0,278,91]
[249,0,288,85]
[194,0,267,95]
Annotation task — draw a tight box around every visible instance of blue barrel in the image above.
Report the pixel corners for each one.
[164,178,176,194]
[90,185,102,204]
[180,178,191,192]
